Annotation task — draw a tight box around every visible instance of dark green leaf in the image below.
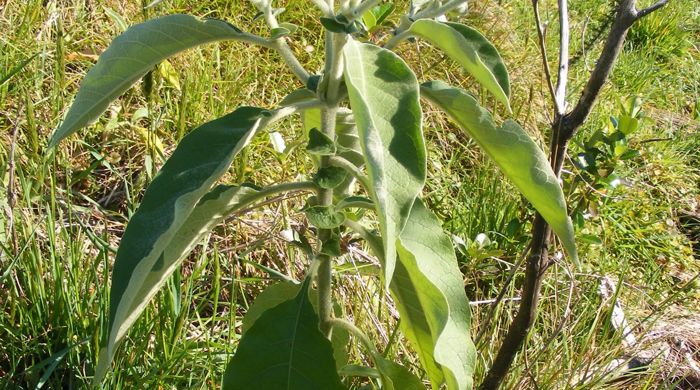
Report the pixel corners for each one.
[223,278,344,390]
[314,166,348,189]
[320,234,342,257]
[241,281,302,334]
[307,74,322,92]
[321,17,348,33]
[307,127,337,155]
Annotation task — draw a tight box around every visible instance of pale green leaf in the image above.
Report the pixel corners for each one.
[94,107,265,383]
[409,20,510,110]
[393,199,475,390]
[420,80,578,264]
[343,39,426,286]
[50,14,266,147]
[223,278,344,390]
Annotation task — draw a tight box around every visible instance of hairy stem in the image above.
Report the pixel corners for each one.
[255,0,311,83]
[316,23,347,338]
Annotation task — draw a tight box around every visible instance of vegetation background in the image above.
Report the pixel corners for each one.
[0,0,698,388]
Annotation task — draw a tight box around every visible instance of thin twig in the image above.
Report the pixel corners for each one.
[636,0,669,19]
[532,0,557,111]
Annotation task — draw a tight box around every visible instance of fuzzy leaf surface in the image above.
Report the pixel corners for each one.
[421,80,577,264]
[392,199,475,390]
[343,39,426,286]
[50,14,263,146]
[94,107,264,383]
[409,20,510,109]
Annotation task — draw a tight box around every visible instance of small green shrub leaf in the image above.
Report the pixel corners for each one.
[223,278,345,390]
[94,107,265,383]
[314,166,348,189]
[307,127,337,155]
[420,80,578,265]
[304,205,346,229]
[50,14,266,147]
[320,233,343,257]
[409,20,510,110]
[393,199,475,390]
[270,26,291,39]
[343,39,426,286]
[375,357,426,390]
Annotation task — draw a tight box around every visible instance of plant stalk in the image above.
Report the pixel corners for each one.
[316,24,347,338]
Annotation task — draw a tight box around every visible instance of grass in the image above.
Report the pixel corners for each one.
[1,0,699,388]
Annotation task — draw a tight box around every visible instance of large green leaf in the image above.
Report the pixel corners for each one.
[94,107,265,382]
[223,278,344,390]
[240,281,350,370]
[343,39,426,286]
[392,199,475,390]
[50,14,266,147]
[420,80,578,264]
[408,20,510,110]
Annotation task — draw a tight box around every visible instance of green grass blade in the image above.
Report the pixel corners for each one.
[223,278,344,390]
[393,199,475,390]
[420,80,578,265]
[94,107,265,384]
[49,14,268,147]
[0,53,38,87]
[343,39,426,287]
[409,20,511,110]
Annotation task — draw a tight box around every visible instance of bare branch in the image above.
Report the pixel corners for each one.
[562,0,667,141]
[532,0,557,111]
[636,0,669,19]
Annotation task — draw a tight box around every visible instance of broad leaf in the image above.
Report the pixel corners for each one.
[420,80,578,264]
[241,281,302,334]
[408,20,510,109]
[241,281,350,369]
[223,278,344,390]
[343,39,426,286]
[392,199,475,390]
[50,14,265,147]
[375,357,425,390]
[94,107,265,382]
